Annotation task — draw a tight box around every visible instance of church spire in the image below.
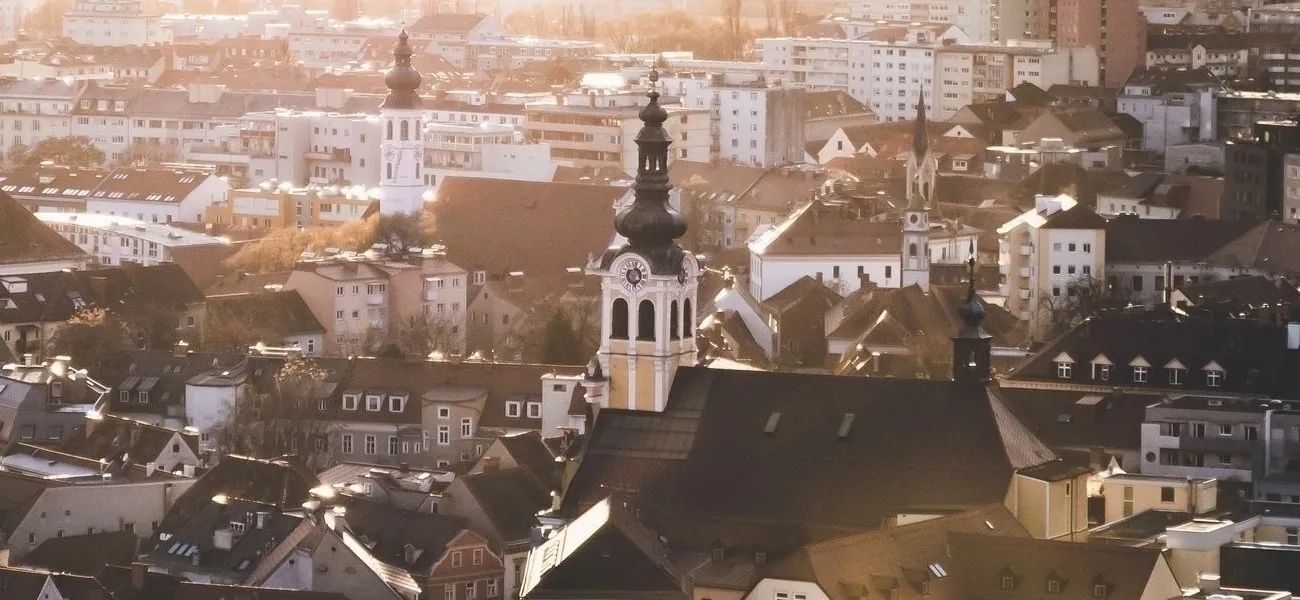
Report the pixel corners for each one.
[913,88,928,162]
[381,29,423,110]
[907,88,930,211]
[614,69,687,254]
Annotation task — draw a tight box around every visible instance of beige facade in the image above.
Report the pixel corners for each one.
[205,185,377,230]
[523,94,710,174]
[5,478,196,561]
[999,195,1107,339]
[1007,471,1091,540]
[1100,474,1217,524]
[284,254,467,356]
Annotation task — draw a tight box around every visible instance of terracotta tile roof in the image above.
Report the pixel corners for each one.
[408,13,490,34]
[432,177,622,279]
[0,190,85,267]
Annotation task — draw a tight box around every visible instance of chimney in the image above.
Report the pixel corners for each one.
[21,353,33,366]
[145,462,157,477]
[182,464,196,477]
[172,340,189,359]
[399,462,410,473]
[482,456,501,473]
[130,562,147,590]
[0,547,9,567]
[1198,574,1221,594]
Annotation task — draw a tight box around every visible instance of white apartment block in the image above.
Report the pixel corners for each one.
[523,90,710,174]
[849,0,1004,42]
[0,0,17,43]
[62,0,170,46]
[83,168,229,224]
[934,42,1099,119]
[658,72,808,166]
[287,26,387,65]
[0,78,77,164]
[36,212,229,267]
[421,121,556,194]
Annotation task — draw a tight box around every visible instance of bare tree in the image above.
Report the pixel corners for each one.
[722,0,746,59]
[763,0,777,34]
[778,0,799,35]
[904,331,953,379]
[1037,276,1134,341]
[210,355,335,469]
[394,313,462,356]
[558,2,579,39]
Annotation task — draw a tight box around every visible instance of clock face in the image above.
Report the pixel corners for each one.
[620,259,648,292]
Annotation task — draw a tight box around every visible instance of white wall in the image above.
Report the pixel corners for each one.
[6,479,196,560]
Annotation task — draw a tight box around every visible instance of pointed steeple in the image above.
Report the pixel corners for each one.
[907,89,929,211]
[912,89,928,161]
[614,69,687,256]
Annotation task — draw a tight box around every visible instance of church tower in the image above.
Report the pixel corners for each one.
[379,30,426,216]
[901,90,935,291]
[586,70,699,413]
[952,241,992,383]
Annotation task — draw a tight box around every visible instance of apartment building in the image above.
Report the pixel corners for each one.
[849,0,1013,41]
[422,121,555,193]
[464,38,602,73]
[425,91,531,127]
[1116,69,1219,153]
[1285,153,1300,223]
[997,194,1107,338]
[934,42,1099,119]
[1143,395,1300,491]
[61,0,170,46]
[0,78,78,164]
[1030,0,1145,87]
[283,252,468,356]
[522,90,710,174]
[35,212,228,267]
[206,184,376,229]
[657,71,808,166]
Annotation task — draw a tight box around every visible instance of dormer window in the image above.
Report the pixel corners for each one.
[1132,366,1148,383]
[1206,369,1224,388]
[343,394,359,410]
[1092,579,1111,598]
[1054,353,1074,379]
[1167,359,1186,385]
[1047,580,1062,594]
[366,395,382,411]
[1091,354,1112,381]
[388,395,405,413]
[506,401,521,418]
[1001,576,1015,590]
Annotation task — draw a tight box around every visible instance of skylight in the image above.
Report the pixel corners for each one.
[928,564,948,578]
[763,412,781,435]
[837,413,856,439]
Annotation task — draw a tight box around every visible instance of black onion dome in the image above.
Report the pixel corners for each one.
[613,69,687,258]
[955,251,987,333]
[382,29,424,110]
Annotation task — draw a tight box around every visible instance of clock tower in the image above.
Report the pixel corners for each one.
[379,29,426,216]
[585,70,699,413]
[902,88,934,291]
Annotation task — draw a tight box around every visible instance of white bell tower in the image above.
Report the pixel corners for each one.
[379,29,426,216]
[902,89,935,291]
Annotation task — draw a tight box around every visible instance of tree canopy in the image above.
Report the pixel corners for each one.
[10,136,106,169]
[46,308,132,383]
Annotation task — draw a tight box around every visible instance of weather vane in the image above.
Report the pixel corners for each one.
[648,68,659,94]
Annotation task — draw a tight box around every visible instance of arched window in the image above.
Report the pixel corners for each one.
[683,298,693,337]
[386,121,393,140]
[611,299,629,339]
[637,300,656,341]
[670,300,680,340]
[400,120,410,141]
[908,243,918,257]
[386,162,392,180]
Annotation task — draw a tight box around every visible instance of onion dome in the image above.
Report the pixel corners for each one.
[614,69,687,250]
[382,29,424,110]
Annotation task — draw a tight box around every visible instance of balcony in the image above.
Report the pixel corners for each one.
[188,148,251,165]
[366,293,385,306]
[369,318,385,329]
[1019,244,1033,256]
[1179,435,1258,453]
[1018,267,1031,277]
[305,148,352,162]
[1018,289,1031,300]
[424,289,439,301]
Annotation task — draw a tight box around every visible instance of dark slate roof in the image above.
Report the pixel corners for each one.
[337,497,466,573]
[88,168,214,204]
[497,431,562,489]
[996,388,1155,453]
[58,413,198,465]
[523,498,689,600]
[1039,205,1108,229]
[1008,82,1056,106]
[205,290,326,337]
[433,178,621,278]
[562,367,1058,552]
[1120,67,1221,94]
[0,566,111,600]
[0,190,85,267]
[460,467,551,543]
[98,564,351,600]
[1104,216,1257,263]
[1175,275,1300,308]
[805,90,872,119]
[21,530,139,576]
[828,284,1022,351]
[950,533,1169,600]
[763,275,843,313]
[1005,308,1300,397]
[1220,543,1300,593]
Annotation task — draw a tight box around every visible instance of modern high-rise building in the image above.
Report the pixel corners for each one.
[1030,0,1146,87]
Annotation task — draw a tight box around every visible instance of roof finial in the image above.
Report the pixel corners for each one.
[966,238,976,298]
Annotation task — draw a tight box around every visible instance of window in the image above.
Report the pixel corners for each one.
[1246,425,1259,441]
[1047,581,1062,594]
[343,394,359,410]
[1169,368,1185,385]
[1218,453,1232,466]
[506,401,521,418]
[438,426,450,445]
[611,299,629,339]
[526,402,542,419]
[473,548,484,565]
[1094,364,1111,381]
[1288,528,1299,545]
[342,434,354,453]
[1192,423,1206,438]
[461,418,472,438]
[445,585,455,600]
[366,395,381,411]
[1093,584,1108,598]
[1001,576,1015,590]
[1219,424,1233,437]
[1132,276,1144,292]
[1133,366,1148,383]
[1083,243,1092,253]
[466,582,477,600]
[1161,487,1175,503]
[487,580,499,598]
[1056,362,1072,378]
[637,300,656,341]
[389,396,405,412]
[1206,370,1224,387]
[452,551,463,567]
[364,435,376,455]
[438,407,450,419]
[20,424,34,440]
[388,436,399,455]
